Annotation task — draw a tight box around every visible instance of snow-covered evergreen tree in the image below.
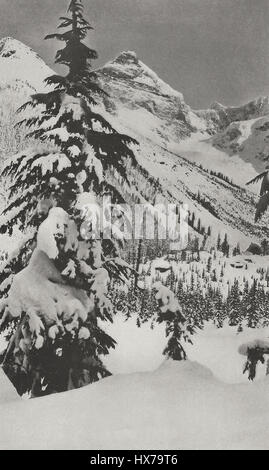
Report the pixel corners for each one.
[227,279,241,326]
[0,0,141,396]
[154,282,193,361]
[245,279,260,328]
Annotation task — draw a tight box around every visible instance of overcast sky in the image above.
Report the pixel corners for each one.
[1,0,269,108]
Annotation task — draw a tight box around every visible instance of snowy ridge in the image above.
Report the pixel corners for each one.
[0,37,42,60]
[210,96,269,126]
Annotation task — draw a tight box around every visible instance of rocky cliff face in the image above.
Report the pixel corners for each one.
[211,97,269,126]
[97,51,211,143]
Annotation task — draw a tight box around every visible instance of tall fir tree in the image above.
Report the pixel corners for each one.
[0,0,143,396]
[245,279,260,328]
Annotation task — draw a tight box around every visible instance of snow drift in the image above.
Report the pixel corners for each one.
[1,360,269,450]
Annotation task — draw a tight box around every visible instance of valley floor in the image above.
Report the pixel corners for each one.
[104,318,269,383]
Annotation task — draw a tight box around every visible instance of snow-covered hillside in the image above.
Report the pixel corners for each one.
[131,140,269,248]
[1,359,269,450]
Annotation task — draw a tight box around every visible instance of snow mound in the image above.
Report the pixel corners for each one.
[1,360,269,449]
[156,359,214,381]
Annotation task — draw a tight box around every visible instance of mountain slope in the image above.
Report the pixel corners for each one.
[131,139,269,248]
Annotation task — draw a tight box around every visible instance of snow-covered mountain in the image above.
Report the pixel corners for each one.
[0,37,53,120]
[97,51,211,142]
[210,114,269,174]
[0,38,53,165]
[95,51,269,247]
[97,51,269,148]
[210,97,269,128]
[0,38,269,248]
[0,37,53,91]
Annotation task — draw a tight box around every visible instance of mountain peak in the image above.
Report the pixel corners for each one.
[113,50,138,66]
[102,50,183,100]
[0,37,53,91]
[0,37,41,61]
